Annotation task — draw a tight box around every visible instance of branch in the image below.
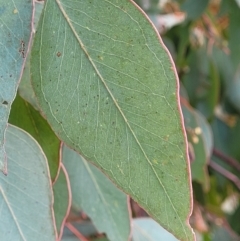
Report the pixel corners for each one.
[213,148,240,172]
[65,222,89,241]
[209,160,240,190]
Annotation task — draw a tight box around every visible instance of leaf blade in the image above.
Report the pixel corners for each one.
[53,164,72,240]
[9,94,61,182]
[31,1,194,240]
[62,145,131,241]
[0,125,57,241]
[0,0,33,172]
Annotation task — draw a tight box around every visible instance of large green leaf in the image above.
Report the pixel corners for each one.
[31,0,194,240]
[0,0,32,173]
[62,145,130,241]
[0,125,56,240]
[9,94,61,181]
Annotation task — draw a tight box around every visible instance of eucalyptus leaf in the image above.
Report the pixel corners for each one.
[9,94,61,181]
[31,0,194,240]
[53,165,71,240]
[0,0,32,173]
[62,145,130,241]
[18,0,44,110]
[181,102,210,190]
[0,125,56,241]
[132,218,179,241]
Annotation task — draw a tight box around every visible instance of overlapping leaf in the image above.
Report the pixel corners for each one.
[0,0,32,173]
[53,164,71,240]
[181,100,212,190]
[132,218,179,241]
[9,94,61,181]
[31,0,194,240]
[0,125,56,241]
[62,145,130,241]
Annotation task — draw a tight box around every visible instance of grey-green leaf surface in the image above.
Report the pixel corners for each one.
[61,222,98,239]
[18,0,44,110]
[0,0,32,173]
[132,218,179,241]
[0,125,56,241]
[62,145,130,241]
[53,164,71,240]
[31,1,194,240]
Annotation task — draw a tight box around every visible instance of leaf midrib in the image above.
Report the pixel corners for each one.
[53,0,188,239]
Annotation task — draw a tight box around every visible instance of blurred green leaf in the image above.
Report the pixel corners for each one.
[183,48,220,119]
[181,0,209,20]
[134,0,160,13]
[228,205,240,235]
[182,47,209,107]
[211,224,240,241]
[197,61,220,120]
[227,68,240,114]
[182,101,211,190]
[228,0,240,70]
[211,116,240,178]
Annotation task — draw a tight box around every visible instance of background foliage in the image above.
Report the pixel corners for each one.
[133,0,240,240]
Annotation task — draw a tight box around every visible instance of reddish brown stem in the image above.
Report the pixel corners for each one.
[65,222,89,241]
[213,148,240,172]
[209,160,240,190]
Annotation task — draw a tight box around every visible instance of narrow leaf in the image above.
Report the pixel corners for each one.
[62,145,131,241]
[0,0,32,173]
[0,125,57,241]
[18,0,44,110]
[53,164,72,240]
[31,1,194,240]
[181,101,210,190]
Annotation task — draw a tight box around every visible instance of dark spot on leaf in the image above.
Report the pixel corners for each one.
[57,52,61,57]
[19,40,25,58]
[2,101,8,105]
